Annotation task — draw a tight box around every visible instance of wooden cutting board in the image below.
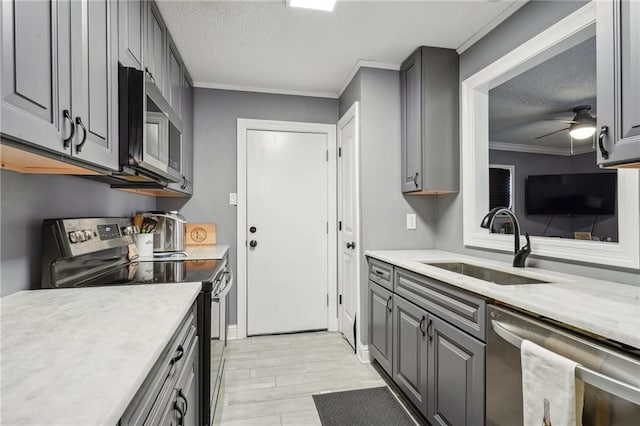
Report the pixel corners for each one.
[185,223,216,245]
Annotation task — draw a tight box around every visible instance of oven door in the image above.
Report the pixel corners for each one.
[487,305,640,426]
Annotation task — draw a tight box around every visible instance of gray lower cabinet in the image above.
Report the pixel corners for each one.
[597,0,640,167]
[368,281,393,376]
[118,0,144,69]
[393,296,429,414]
[1,0,72,155]
[1,0,119,171]
[427,316,485,425]
[400,46,459,194]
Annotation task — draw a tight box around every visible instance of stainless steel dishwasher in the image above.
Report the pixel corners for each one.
[487,304,640,426]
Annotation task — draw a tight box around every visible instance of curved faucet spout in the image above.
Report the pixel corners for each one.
[480,207,531,267]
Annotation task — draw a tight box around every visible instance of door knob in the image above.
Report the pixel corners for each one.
[249,240,258,248]
[346,241,356,249]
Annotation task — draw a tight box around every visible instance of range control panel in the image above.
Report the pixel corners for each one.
[56,218,135,257]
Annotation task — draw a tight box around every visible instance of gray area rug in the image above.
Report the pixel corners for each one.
[313,386,415,426]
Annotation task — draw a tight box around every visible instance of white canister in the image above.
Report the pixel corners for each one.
[135,233,155,258]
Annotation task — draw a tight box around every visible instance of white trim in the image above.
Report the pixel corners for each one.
[337,102,361,351]
[226,325,238,341]
[236,119,338,339]
[357,343,371,364]
[489,141,595,156]
[194,81,338,99]
[461,2,640,270]
[336,61,401,98]
[456,0,529,54]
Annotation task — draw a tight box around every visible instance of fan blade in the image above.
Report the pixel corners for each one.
[545,119,579,124]
[534,127,570,140]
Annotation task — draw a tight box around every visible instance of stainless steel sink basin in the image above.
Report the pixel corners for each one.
[423,262,551,285]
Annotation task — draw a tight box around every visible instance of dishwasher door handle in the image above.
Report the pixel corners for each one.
[491,319,640,405]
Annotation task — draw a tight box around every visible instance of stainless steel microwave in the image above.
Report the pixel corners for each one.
[118,65,182,183]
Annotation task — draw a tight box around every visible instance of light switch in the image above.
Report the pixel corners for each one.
[229,193,237,206]
[406,213,417,230]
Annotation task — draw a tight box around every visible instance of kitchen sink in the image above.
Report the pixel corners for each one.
[423,262,552,285]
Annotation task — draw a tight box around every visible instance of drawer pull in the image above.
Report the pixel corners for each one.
[174,401,185,426]
[374,270,385,276]
[170,345,184,366]
[427,319,433,342]
[419,316,426,337]
[178,388,188,414]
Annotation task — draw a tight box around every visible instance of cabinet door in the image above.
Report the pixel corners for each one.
[597,0,640,166]
[368,282,393,376]
[182,75,194,193]
[393,296,429,414]
[175,338,199,426]
[146,1,166,95]
[1,0,72,154]
[427,316,485,426]
[117,0,143,69]
[400,48,423,192]
[70,0,118,170]
[166,37,182,117]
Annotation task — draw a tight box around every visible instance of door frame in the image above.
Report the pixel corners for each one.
[337,102,362,353]
[237,119,338,339]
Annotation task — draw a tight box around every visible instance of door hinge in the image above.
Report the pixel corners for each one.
[339,294,342,305]
[338,147,342,157]
[338,221,342,231]
[326,150,329,162]
[327,294,329,306]
[326,222,329,234]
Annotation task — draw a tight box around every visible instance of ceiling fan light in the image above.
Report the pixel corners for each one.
[288,0,336,12]
[569,124,596,139]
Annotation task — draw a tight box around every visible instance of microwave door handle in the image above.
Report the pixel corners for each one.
[491,320,640,405]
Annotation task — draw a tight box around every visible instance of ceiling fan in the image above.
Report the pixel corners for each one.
[534,105,597,140]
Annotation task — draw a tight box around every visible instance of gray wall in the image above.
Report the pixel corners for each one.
[0,170,155,296]
[157,89,339,325]
[489,150,618,241]
[341,67,438,346]
[436,0,640,285]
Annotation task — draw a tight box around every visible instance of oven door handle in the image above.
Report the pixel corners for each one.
[491,319,640,405]
[213,269,233,298]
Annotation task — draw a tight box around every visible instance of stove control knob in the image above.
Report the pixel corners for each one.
[84,230,93,240]
[77,231,87,242]
[69,232,78,243]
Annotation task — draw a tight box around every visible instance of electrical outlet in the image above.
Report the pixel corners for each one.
[229,193,237,206]
[406,213,417,230]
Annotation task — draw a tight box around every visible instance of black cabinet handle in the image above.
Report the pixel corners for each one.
[632,124,640,129]
[145,67,156,84]
[598,126,609,160]
[374,270,384,276]
[346,241,356,249]
[419,316,426,337]
[386,296,392,313]
[170,345,184,366]
[174,401,185,426]
[427,319,433,342]
[75,117,87,153]
[178,388,188,414]
[413,172,419,188]
[63,110,75,148]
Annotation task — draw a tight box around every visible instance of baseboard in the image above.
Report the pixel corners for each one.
[226,324,238,340]
[356,342,371,363]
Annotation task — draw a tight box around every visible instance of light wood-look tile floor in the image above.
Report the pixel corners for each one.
[212,331,404,425]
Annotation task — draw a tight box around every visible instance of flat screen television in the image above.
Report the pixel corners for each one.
[525,173,617,215]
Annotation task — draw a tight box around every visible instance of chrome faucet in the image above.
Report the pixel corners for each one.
[480,207,531,267]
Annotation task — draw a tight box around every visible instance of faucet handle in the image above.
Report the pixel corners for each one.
[513,232,531,268]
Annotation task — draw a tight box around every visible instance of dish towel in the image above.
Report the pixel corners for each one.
[521,339,584,426]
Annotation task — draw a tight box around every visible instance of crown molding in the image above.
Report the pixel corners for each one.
[192,81,338,99]
[336,60,401,98]
[489,141,595,156]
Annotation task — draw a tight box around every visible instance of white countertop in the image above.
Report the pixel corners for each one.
[1,283,202,425]
[366,250,640,349]
[139,244,229,262]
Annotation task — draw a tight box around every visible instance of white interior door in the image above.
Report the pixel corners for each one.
[338,103,360,349]
[246,129,329,335]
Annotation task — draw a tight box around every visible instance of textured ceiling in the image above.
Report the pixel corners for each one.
[157,0,525,97]
[489,36,597,152]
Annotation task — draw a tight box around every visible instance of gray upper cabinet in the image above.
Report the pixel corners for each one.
[69,0,119,171]
[1,0,72,155]
[369,282,393,376]
[597,0,640,167]
[1,0,118,171]
[164,73,193,196]
[166,36,183,117]
[118,0,144,69]
[146,1,166,95]
[393,296,429,415]
[427,316,485,426]
[400,46,459,194]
